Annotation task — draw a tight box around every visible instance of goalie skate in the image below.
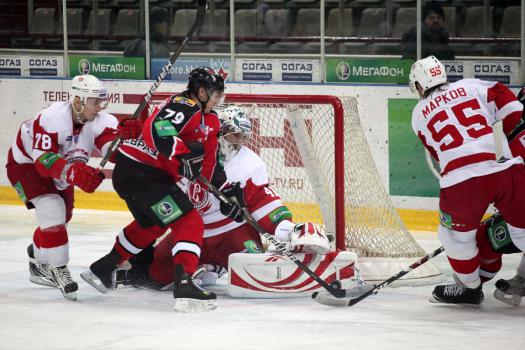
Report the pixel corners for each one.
[27,244,57,288]
[173,265,217,313]
[494,275,525,306]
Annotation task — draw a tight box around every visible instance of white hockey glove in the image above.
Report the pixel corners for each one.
[193,264,227,286]
[289,222,331,255]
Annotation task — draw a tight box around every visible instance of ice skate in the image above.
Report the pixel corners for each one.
[173,265,217,312]
[115,263,166,291]
[50,266,78,301]
[494,274,525,306]
[430,275,483,306]
[81,249,121,294]
[27,244,57,288]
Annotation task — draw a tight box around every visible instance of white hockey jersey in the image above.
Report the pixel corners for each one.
[412,79,524,188]
[10,101,119,189]
[188,146,286,238]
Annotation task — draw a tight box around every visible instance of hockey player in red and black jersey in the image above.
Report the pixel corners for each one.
[81,67,242,312]
[5,74,141,301]
[110,105,331,292]
[475,86,525,307]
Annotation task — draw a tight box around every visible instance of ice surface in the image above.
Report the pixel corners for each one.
[0,205,524,350]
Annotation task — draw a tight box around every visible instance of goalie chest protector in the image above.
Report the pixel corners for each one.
[228,251,358,298]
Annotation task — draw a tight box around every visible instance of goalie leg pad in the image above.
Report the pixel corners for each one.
[228,251,358,298]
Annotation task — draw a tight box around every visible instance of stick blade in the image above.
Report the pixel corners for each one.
[312,285,374,307]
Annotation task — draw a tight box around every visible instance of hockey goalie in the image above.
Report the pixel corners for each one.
[116,105,358,298]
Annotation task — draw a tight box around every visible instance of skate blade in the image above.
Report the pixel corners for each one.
[494,289,522,306]
[80,271,110,294]
[29,275,58,288]
[60,290,77,301]
[428,296,481,308]
[160,282,174,291]
[173,298,217,313]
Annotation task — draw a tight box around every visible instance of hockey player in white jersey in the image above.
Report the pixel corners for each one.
[115,105,331,290]
[409,56,525,306]
[5,74,141,300]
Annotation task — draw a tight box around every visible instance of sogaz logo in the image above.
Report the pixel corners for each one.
[158,202,173,217]
[336,61,350,80]
[78,59,90,74]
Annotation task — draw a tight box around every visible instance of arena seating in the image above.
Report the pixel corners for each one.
[1,0,520,56]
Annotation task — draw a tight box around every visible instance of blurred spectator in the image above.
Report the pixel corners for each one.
[124,7,171,59]
[492,0,520,35]
[400,2,455,60]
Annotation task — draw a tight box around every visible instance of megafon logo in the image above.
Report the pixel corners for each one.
[78,59,90,74]
[336,61,350,80]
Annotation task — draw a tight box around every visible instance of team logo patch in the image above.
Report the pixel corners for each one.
[269,207,293,224]
[243,240,262,254]
[37,153,60,169]
[438,210,452,229]
[173,96,196,107]
[487,219,512,251]
[154,120,178,137]
[14,182,27,203]
[150,195,183,225]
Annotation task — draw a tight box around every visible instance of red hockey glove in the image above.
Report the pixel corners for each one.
[118,118,142,140]
[65,162,105,193]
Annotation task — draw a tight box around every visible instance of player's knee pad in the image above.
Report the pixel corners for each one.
[169,209,203,260]
[437,225,478,260]
[167,209,204,243]
[507,223,525,251]
[31,194,66,229]
[116,221,166,259]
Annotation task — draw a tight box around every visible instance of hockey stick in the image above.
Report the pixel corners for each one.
[312,246,445,307]
[197,174,346,298]
[99,0,208,168]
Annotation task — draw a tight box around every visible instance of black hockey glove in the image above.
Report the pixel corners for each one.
[218,182,245,223]
[177,141,204,181]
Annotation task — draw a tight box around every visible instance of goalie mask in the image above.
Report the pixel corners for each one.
[219,106,252,162]
[409,55,447,96]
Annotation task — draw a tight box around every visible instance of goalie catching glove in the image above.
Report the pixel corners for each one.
[177,141,204,180]
[269,221,331,254]
[290,222,331,254]
[218,182,245,223]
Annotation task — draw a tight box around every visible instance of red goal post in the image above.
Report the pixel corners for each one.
[148,93,442,283]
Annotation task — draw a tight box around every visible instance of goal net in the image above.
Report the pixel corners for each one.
[149,93,441,283]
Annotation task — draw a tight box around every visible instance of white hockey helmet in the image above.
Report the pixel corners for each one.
[219,106,252,161]
[409,55,447,95]
[70,74,108,105]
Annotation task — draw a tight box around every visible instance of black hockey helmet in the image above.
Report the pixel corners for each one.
[517,86,525,105]
[186,67,225,97]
